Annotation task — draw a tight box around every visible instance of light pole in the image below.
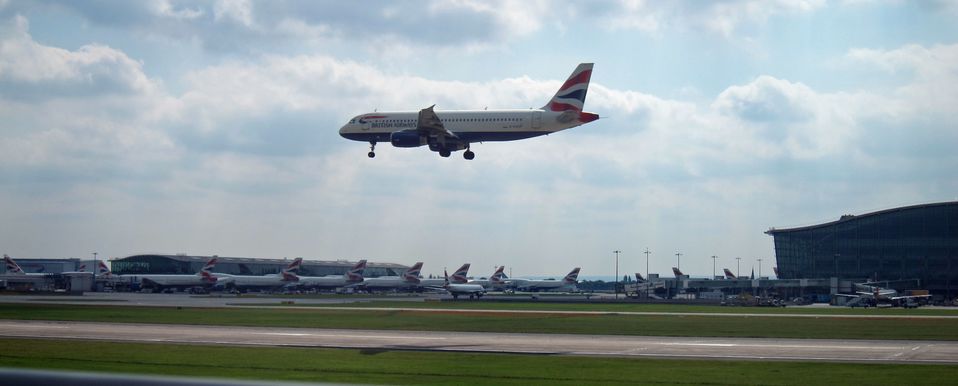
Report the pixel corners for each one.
[675,252,682,271]
[92,252,98,291]
[644,248,651,299]
[736,257,741,278]
[757,258,763,278]
[711,255,718,279]
[614,250,621,299]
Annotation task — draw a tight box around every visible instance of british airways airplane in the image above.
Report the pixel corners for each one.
[339,63,599,159]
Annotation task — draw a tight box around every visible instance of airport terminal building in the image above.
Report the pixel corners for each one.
[766,201,958,295]
[110,254,410,278]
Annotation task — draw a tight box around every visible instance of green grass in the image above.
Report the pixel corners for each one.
[1,338,955,386]
[263,299,958,316]
[3,303,958,340]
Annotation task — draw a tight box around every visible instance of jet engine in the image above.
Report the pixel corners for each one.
[390,130,426,147]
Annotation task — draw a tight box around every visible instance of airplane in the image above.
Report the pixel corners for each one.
[339,63,599,159]
[359,262,423,291]
[212,258,303,293]
[635,273,646,282]
[420,263,471,288]
[723,268,737,279]
[3,254,53,277]
[286,260,367,290]
[468,266,508,290]
[510,267,580,292]
[432,269,486,300]
[139,258,221,293]
[838,282,932,308]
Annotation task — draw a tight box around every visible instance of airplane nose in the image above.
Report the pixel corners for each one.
[339,124,349,138]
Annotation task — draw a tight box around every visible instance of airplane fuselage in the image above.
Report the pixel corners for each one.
[340,109,589,145]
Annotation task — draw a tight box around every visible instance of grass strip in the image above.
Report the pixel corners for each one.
[262,299,958,316]
[2,303,958,340]
[1,338,955,386]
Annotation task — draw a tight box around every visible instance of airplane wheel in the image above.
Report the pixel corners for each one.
[367,151,375,158]
[439,150,451,157]
[463,150,475,160]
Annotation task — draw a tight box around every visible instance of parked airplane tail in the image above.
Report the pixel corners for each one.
[451,263,470,284]
[3,254,24,274]
[199,270,218,284]
[77,264,86,273]
[563,267,581,284]
[281,271,300,282]
[635,273,645,282]
[773,266,780,277]
[200,258,218,273]
[284,258,303,273]
[347,260,367,282]
[723,268,736,279]
[97,260,112,276]
[403,262,423,283]
[672,267,685,277]
[490,266,506,284]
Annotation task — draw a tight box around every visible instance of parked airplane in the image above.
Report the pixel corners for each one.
[212,258,303,292]
[839,283,932,308]
[287,260,367,290]
[420,263,471,288]
[635,273,646,282]
[359,262,423,291]
[339,63,599,159]
[672,267,687,278]
[139,258,220,293]
[511,267,581,292]
[3,254,53,276]
[723,268,737,279]
[434,269,486,300]
[469,266,508,290]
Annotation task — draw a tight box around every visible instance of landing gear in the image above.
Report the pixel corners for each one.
[439,149,451,158]
[367,142,376,158]
[463,150,475,160]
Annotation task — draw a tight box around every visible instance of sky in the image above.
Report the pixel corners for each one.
[1,0,957,280]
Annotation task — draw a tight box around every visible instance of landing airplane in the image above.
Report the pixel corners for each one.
[212,258,303,292]
[139,258,220,293]
[510,267,581,292]
[339,63,599,159]
[286,260,367,290]
[359,262,423,291]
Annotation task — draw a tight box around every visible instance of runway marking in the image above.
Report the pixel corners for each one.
[659,342,895,350]
[251,332,446,340]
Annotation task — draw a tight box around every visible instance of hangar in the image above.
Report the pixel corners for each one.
[110,254,410,278]
[766,201,958,295]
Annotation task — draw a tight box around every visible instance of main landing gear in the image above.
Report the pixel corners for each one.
[463,150,475,160]
[367,142,376,158]
[439,149,451,158]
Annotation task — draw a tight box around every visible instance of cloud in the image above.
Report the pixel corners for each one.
[0,15,156,99]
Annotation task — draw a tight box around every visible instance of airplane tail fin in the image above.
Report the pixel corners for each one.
[197,258,218,275]
[403,262,423,283]
[490,266,506,284]
[77,264,87,273]
[672,267,685,277]
[347,260,367,282]
[542,63,598,123]
[635,273,645,282]
[723,268,736,279]
[281,271,300,282]
[284,258,303,273]
[4,254,24,275]
[98,260,112,276]
[563,267,581,284]
[199,270,218,284]
[451,263,470,284]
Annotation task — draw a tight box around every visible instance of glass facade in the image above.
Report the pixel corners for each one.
[111,255,406,277]
[767,202,958,295]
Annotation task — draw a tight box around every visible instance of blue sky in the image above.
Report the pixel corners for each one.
[1,0,956,279]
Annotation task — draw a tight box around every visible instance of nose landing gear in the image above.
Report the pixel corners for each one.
[463,150,475,160]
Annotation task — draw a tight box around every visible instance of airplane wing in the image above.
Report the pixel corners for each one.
[417,105,459,141]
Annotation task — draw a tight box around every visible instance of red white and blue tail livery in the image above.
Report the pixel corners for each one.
[340,63,599,159]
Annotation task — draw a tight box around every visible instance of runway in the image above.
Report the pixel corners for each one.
[2,320,957,364]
